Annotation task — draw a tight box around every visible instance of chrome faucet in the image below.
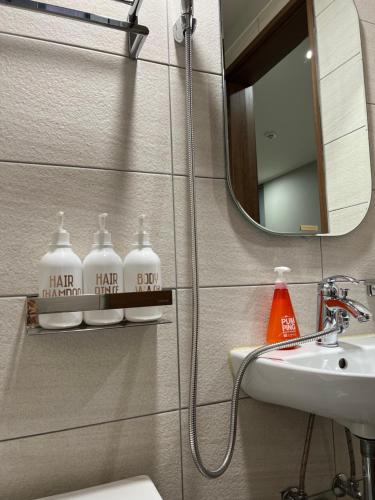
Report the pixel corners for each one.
[317,275,372,347]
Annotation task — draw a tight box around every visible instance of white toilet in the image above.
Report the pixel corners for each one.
[39,476,163,499]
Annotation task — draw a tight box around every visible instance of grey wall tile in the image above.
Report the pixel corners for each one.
[0,35,171,173]
[328,203,370,237]
[181,400,335,500]
[321,196,375,281]
[324,127,372,212]
[314,0,335,16]
[177,284,318,407]
[315,0,361,79]
[174,176,322,288]
[0,0,169,64]
[169,67,225,178]
[0,411,182,500]
[320,54,367,144]
[362,20,375,105]
[0,297,178,440]
[167,0,222,75]
[0,163,175,295]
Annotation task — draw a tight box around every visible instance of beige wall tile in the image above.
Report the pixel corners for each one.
[174,177,322,288]
[316,0,361,78]
[0,298,178,440]
[354,0,375,23]
[361,20,375,105]
[320,54,367,144]
[168,0,222,75]
[0,35,171,173]
[0,0,169,64]
[0,163,175,295]
[169,67,225,178]
[0,411,182,500]
[321,196,375,281]
[324,127,372,212]
[181,400,335,500]
[177,284,318,407]
[314,0,335,16]
[328,203,370,237]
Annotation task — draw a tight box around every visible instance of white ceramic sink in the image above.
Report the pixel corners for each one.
[230,335,375,439]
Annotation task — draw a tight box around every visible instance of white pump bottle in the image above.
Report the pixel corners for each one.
[124,215,162,322]
[38,212,83,330]
[83,213,124,326]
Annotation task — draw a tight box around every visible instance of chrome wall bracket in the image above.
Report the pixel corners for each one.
[0,0,149,59]
[26,289,173,335]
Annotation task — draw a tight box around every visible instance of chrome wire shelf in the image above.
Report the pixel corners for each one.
[26,289,173,335]
[0,0,149,58]
[28,318,172,336]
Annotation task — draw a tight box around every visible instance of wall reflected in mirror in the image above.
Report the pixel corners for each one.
[222,0,372,236]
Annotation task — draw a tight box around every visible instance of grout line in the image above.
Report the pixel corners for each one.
[323,125,366,148]
[0,407,181,444]
[315,0,335,18]
[176,281,322,291]
[167,30,186,498]
[0,30,221,77]
[0,159,225,180]
[329,201,369,213]
[179,396,250,412]
[0,282,325,300]
[362,19,375,27]
[320,51,361,82]
[0,398,250,445]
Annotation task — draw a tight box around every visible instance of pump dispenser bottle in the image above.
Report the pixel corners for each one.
[38,212,83,329]
[266,266,300,348]
[83,213,124,326]
[124,215,162,322]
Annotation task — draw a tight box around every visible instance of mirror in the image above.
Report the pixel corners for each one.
[222,0,372,236]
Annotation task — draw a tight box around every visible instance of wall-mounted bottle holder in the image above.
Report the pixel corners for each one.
[26,289,173,335]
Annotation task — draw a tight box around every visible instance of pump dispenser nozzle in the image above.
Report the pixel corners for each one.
[274,266,291,283]
[135,214,151,247]
[94,213,112,246]
[51,211,71,247]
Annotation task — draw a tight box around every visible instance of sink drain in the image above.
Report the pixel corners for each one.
[338,358,348,369]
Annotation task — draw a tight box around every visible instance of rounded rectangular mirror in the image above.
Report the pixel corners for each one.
[222,0,372,236]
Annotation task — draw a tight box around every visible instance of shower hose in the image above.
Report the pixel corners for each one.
[184,25,343,479]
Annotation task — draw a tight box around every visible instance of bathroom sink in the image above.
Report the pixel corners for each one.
[230,335,375,439]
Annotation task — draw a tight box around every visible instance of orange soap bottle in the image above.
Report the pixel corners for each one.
[266,266,300,348]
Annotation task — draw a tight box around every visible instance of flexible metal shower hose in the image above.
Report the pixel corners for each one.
[184,24,343,479]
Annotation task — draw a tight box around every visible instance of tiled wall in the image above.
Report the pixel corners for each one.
[0,0,374,499]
